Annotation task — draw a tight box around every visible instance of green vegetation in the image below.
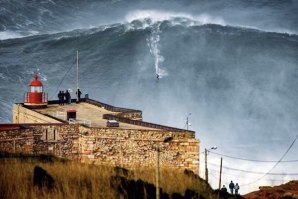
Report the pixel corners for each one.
[0,153,224,199]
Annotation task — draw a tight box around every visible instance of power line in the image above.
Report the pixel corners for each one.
[209,171,219,180]
[209,168,298,180]
[50,59,76,100]
[208,162,298,176]
[209,151,298,163]
[242,132,298,186]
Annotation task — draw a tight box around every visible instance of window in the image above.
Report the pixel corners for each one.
[42,128,59,142]
[30,86,43,93]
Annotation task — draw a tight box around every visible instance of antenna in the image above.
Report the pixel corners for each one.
[185,113,191,130]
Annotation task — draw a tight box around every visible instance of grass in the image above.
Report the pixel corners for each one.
[0,153,218,199]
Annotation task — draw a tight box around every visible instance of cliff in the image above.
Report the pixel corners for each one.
[244,181,298,199]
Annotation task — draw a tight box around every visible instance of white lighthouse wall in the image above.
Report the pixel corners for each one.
[13,104,62,124]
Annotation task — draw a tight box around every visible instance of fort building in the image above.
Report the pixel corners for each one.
[0,73,200,174]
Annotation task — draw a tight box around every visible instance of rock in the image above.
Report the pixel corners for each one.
[244,181,298,199]
[114,166,130,177]
[33,166,55,190]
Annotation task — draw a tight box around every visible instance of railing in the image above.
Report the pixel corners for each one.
[68,118,76,124]
[52,111,66,119]
[43,93,48,103]
[24,92,48,103]
[85,98,142,114]
[48,98,142,115]
[24,93,28,103]
[102,114,195,133]
[68,118,92,127]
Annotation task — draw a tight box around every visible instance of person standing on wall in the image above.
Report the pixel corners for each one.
[229,181,235,195]
[61,91,65,105]
[76,88,82,103]
[65,90,70,104]
[67,88,72,104]
[57,91,62,105]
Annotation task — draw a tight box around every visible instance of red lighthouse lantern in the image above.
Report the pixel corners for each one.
[24,72,48,108]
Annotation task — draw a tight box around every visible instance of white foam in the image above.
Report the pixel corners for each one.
[124,9,298,36]
[0,30,40,40]
[126,10,227,79]
[0,73,5,80]
[0,31,24,40]
[54,35,72,41]
[125,9,226,26]
[146,23,168,78]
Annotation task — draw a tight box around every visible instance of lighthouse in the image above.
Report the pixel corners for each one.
[24,72,48,108]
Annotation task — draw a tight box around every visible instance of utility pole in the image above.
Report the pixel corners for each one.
[76,49,79,103]
[205,148,208,183]
[219,157,222,189]
[155,137,173,199]
[156,145,160,199]
[155,137,172,199]
[218,157,223,199]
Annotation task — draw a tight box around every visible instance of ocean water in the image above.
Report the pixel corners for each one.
[0,0,298,194]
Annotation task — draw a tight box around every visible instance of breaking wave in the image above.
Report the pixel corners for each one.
[1,7,297,41]
[125,10,226,26]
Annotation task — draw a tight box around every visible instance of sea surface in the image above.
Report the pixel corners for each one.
[0,0,298,193]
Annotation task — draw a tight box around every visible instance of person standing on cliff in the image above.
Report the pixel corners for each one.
[221,185,228,199]
[221,185,227,192]
[235,183,240,195]
[229,181,235,194]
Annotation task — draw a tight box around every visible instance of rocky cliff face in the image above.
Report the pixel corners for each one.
[244,181,298,199]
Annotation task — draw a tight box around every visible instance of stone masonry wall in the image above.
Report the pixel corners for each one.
[32,124,80,159]
[79,127,200,174]
[0,124,200,175]
[116,112,143,120]
[0,128,33,153]
[0,124,80,159]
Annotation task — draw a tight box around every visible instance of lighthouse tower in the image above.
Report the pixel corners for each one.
[24,72,48,108]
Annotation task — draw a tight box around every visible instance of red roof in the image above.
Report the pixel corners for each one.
[66,109,77,112]
[0,124,22,131]
[29,73,43,86]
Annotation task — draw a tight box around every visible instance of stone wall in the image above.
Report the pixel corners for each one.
[31,124,80,159]
[0,124,80,159]
[85,98,143,120]
[13,104,62,124]
[103,114,195,133]
[0,124,200,174]
[79,127,200,174]
[0,128,33,152]
[116,112,143,121]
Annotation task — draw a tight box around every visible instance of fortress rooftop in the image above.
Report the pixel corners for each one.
[14,98,195,133]
[36,100,153,130]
